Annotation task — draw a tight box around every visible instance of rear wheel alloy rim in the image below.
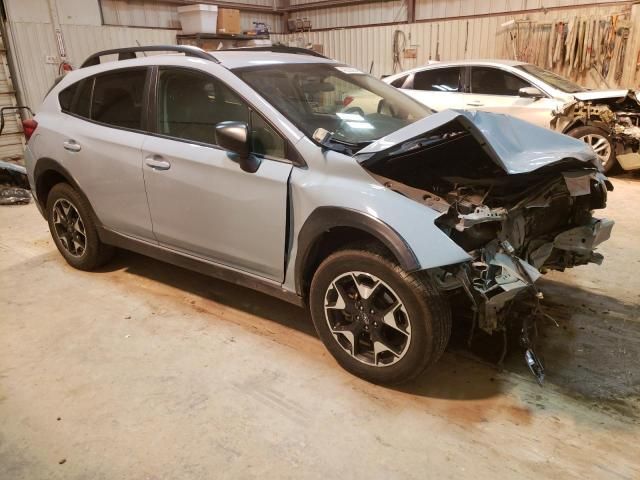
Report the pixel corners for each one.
[52,199,86,257]
[324,271,411,367]
[580,133,611,167]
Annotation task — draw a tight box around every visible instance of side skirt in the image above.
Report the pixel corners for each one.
[98,227,305,308]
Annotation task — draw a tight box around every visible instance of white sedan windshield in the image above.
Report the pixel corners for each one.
[516,64,586,93]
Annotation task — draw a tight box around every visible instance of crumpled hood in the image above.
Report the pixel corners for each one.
[355,109,600,174]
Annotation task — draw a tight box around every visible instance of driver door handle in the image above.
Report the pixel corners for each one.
[466,101,484,107]
[145,155,171,171]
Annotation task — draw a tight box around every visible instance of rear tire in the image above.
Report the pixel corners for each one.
[309,247,451,385]
[46,183,114,271]
[568,125,616,173]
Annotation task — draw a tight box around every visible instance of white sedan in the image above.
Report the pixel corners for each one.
[383,60,640,172]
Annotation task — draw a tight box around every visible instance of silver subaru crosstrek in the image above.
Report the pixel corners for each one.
[25,45,613,385]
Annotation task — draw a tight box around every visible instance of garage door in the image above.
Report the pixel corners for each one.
[0,28,25,160]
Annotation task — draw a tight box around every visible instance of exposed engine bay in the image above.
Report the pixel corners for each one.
[552,90,640,171]
[359,114,615,383]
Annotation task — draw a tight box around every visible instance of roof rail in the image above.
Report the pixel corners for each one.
[80,45,219,68]
[223,45,329,59]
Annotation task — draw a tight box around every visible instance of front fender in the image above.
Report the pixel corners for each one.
[294,206,420,294]
[283,141,471,294]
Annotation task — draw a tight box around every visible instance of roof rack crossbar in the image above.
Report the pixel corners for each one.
[224,45,328,59]
[80,45,219,68]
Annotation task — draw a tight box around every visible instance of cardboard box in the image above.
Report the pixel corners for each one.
[217,8,241,34]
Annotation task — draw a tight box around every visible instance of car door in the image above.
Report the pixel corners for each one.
[141,66,293,282]
[465,66,558,128]
[398,67,467,112]
[58,68,154,240]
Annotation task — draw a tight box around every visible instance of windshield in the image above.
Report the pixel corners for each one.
[516,64,586,93]
[235,63,432,150]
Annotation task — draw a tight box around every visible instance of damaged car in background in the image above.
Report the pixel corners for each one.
[552,89,640,173]
[353,110,614,383]
[383,60,640,173]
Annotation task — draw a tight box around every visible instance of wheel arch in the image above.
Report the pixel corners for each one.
[33,158,101,226]
[294,207,420,296]
[562,118,611,135]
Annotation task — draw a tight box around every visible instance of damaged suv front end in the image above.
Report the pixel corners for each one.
[356,110,614,382]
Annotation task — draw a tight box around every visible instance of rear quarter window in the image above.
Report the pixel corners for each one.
[58,82,78,112]
[390,75,409,88]
[58,68,147,130]
[58,78,92,118]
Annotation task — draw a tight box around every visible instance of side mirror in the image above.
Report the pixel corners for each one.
[215,121,261,173]
[518,86,544,99]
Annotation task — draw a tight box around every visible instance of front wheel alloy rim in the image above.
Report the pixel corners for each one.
[580,133,611,167]
[52,198,87,257]
[324,271,411,367]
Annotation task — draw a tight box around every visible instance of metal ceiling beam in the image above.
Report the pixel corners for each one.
[283,0,393,13]
[158,0,280,14]
[154,0,397,15]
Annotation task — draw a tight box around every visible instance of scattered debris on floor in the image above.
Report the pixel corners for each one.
[0,159,31,205]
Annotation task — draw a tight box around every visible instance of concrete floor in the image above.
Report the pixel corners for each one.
[1,176,639,479]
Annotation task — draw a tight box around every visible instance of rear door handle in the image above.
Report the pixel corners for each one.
[63,140,81,152]
[466,101,484,107]
[145,155,171,171]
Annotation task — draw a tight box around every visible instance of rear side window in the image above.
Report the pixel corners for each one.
[470,67,530,96]
[412,68,462,92]
[91,69,147,130]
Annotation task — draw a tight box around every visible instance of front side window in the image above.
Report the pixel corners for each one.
[250,110,285,158]
[470,67,530,96]
[157,68,285,157]
[236,63,431,148]
[91,69,147,130]
[158,68,248,145]
[412,68,462,92]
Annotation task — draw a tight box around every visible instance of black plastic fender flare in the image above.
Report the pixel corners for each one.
[32,157,102,226]
[293,206,420,295]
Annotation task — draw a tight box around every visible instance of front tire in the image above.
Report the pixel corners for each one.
[309,248,451,385]
[568,125,616,173]
[46,183,114,271]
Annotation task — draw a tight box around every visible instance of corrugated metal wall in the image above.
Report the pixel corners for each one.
[0,29,24,158]
[5,0,638,115]
[285,0,628,29]
[6,22,176,110]
[284,0,639,89]
[100,0,283,33]
[415,0,625,19]
[290,1,406,29]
